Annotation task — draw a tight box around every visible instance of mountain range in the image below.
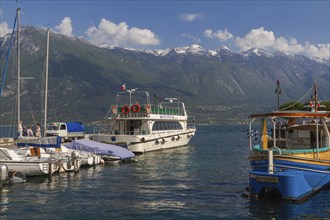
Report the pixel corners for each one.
[0,26,329,126]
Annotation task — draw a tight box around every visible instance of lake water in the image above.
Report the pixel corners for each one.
[0,125,329,219]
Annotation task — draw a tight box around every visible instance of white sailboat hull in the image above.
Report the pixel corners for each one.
[0,160,57,176]
[1,147,58,176]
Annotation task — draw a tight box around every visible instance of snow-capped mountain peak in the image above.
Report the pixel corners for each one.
[216,45,232,56]
[218,45,231,52]
[242,48,274,58]
[173,44,206,55]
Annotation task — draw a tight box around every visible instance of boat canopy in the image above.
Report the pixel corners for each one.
[65,140,135,160]
[16,136,61,148]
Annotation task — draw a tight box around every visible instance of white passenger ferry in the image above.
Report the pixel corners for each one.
[91,89,196,153]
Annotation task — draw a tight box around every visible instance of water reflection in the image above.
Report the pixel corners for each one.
[247,189,330,219]
[0,125,328,219]
[118,146,192,212]
[0,165,107,217]
[0,187,10,215]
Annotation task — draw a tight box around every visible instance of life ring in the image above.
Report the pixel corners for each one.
[122,105,130,115]
[131,104,141,113]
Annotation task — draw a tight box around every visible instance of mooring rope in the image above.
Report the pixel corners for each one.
[279,85,314,111]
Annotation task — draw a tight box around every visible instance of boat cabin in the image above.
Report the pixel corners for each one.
[249,111,330,152]
[104,89,192,136]
[110,119,185,136]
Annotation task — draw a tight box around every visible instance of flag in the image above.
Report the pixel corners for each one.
[275,80,281,95]
[121,83,126,91]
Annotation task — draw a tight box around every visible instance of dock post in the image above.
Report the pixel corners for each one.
[268,150,274,174]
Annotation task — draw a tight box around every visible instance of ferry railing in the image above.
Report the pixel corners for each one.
[187,116,196,130]
[93,126,110,134]
[104,105,115,120]
[112,104,186,118]
[150,104,185,116]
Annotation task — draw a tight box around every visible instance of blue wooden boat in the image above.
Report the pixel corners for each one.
[246,84,330,202]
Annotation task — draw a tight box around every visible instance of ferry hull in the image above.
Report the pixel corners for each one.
[92,129,195,153]
[129,132,194,153]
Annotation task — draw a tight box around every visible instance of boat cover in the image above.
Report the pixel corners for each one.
[64,139,135,160]
[16,136,61,148]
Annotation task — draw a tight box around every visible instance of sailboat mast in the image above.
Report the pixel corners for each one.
[44,29,50,133]
[17,7,21,128]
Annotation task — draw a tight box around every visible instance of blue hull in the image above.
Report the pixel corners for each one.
[249,159,330,201]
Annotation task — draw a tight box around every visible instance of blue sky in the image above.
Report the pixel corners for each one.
[0,0,329,59]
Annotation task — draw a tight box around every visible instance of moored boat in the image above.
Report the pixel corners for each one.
[0,147,58,176]
[65,139,135,162]
[90,88,196,153]
[16,136,83,172]
[246,83,330,202]
[0,164,26,186]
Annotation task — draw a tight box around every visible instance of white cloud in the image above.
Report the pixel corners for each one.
[235,27,275,51]
[234,27,329,59]
[203,29,212,38]
[85,18,160,48]
[182,33,201,44]
[180,13,202,22]
[303,43,329,59]
[55,17,73,37]
[204,28,233,41]
[0,22,11,37]
[273,37,304,53]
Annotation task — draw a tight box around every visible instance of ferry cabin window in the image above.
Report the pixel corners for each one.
[152,121,183,131]
[127,120,142,132]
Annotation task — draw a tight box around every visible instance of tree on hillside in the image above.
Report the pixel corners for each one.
[279,101,330,111]
[279,102,304,110]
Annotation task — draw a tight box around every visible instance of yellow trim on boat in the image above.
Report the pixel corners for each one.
[262,118,268,150]
[250,153,330,166]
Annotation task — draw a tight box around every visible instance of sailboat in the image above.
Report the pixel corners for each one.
[14,25,84,173]
[0,8,58,176]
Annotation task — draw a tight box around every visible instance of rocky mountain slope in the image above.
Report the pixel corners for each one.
[0,26,329,125]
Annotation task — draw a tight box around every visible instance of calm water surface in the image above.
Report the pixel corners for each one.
[0,125,329,219]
